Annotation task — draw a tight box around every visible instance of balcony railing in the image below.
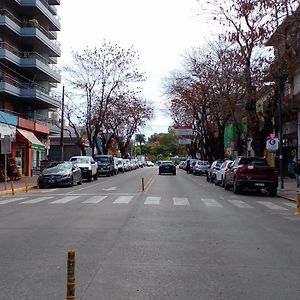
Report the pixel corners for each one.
[0,41,61,74]
[0,71,61,104]
[0,9,61,47]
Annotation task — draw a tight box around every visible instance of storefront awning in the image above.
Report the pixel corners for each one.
[17,128,46,151]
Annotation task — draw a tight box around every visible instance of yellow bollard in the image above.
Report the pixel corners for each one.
[142,178,145,192]
[295,193,300,216]
[10,181,15,196]
[66,250,76,300]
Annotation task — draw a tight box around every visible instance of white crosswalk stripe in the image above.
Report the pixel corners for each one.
[282,202,296,208]
[144,196,160,205]
[173,197,190,206]
[82,196,108,204]
[51,196,80,204]
[228,200,254,209]
[19,197,53,204]
[0,197,26,204]
[113,196,134,204]
[257,201,288,210]
[201,198,223,207]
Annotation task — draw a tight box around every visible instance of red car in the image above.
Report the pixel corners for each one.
[223,156,278,196]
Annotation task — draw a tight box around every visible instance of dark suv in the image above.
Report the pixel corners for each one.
[94,155,115,177]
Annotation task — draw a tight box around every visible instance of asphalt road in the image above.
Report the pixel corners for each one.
[0,166,300,300]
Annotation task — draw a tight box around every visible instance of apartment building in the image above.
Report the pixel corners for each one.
[0,0,61,176]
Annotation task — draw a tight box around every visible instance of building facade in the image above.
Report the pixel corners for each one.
[0,0,61,176]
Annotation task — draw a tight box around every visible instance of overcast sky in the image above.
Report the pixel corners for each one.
[58,0,213,138]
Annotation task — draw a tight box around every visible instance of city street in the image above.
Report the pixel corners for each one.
[0,167,300,299]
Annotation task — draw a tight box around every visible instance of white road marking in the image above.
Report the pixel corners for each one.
[51,196,80,204]
[0,197,26,204]
[40,189,57,193]
[282,202,296,208]
[102,187,117,191]
[82,196,107,204]
[19,197,53,204]
[257,201,288,210]
[144,196,160,205]
[173,197,190,206]
[201,198,223,207]
[228,200,254,209]
[113,196,134,204]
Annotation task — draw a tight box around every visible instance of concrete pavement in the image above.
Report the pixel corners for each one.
[0,175,299,202]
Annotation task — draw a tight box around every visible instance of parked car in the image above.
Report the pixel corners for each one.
[223,156,278,196]
[146,161,154,167]
[69,156,98,182]
[159,160,176,175]
[38,161,82,188]
[94,155,115,177]
[206,159,225,183]
[215,160,233,186]
[193,160,210,175]
[178,161,186,169]
[116,158,125,173]
[113,157,119,175]
[123,159,131,171]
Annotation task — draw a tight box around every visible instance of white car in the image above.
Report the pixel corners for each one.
[215,160,233,187]
[69,156,98,182]
[146,161,154,167]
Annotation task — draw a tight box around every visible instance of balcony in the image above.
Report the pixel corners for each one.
[11,0,61,31]
[0,9,61,57]
[0,42,61,83]
[48,0,60,5]
[0,72,61,109]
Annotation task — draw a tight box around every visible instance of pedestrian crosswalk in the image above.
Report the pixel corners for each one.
[0,195,296,212]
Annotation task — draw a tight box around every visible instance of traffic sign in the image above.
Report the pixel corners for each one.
[266,138,278,152]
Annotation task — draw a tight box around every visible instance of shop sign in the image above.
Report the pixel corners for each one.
[0,123,16,139]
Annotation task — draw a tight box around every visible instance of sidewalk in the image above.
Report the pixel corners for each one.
[0,176,38,196]
[0,175,299,201]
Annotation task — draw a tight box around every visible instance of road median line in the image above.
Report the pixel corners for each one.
[143,173,157,192]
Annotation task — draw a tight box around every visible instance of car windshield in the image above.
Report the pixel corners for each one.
[240,157,268,166]
[70,157,89,164]
[44,162,71,172]
[161,161,173,165]
[95,157,109,163]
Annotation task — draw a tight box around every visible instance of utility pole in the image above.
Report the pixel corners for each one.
[278,76,284,189]
[60,85,65,161]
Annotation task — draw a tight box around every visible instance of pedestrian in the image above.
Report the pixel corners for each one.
[186,159,190,174]
[294,159,300,187]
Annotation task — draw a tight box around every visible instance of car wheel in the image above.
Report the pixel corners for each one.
[78,177,82,185]
[70,176,74,187]
[174,172,176,175]
[233,180,241,194]
[220,176,224,187]
[107,171,111,177]
[206,175,210,182]
[88,171,93,182]
[268,187,277,197]
[93,173,98,180]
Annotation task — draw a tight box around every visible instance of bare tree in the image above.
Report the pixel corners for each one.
[64,41,146,155]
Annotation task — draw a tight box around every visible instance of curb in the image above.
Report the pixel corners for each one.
[0,185,37,196]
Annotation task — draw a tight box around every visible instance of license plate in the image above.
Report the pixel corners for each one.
[255,183,264,187]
